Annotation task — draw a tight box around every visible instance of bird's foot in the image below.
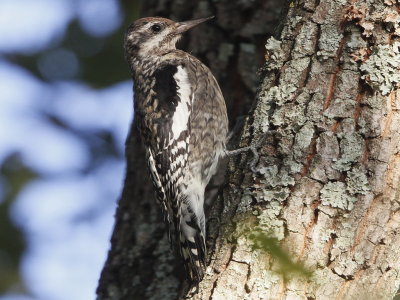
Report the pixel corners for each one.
[224,130,276,173]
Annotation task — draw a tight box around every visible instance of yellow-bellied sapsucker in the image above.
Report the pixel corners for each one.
[124,16,228,282]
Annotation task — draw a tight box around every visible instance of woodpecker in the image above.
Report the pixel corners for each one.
[124,16,228,282]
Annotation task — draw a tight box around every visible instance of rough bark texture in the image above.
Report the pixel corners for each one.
[96,1,283,299]
[193,0,400,299]
[97,0,400,299]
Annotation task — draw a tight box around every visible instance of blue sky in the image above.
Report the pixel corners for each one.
[0,0,132,299]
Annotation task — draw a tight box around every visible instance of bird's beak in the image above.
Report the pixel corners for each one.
[176,16,214,34]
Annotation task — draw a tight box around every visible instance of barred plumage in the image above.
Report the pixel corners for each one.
[124,16,228,282]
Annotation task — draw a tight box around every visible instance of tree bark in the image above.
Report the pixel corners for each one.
[97,0,400,299]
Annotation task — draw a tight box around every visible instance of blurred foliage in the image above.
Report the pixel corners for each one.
[250,232,312,279]
[0,154,37,293]
[0,0,143,295]
[8,0,142,87]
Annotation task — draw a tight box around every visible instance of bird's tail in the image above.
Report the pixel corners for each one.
[177,201,206,282]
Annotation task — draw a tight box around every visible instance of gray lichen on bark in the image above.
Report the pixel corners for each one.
[192,0,400,299]
[360,42,400,95]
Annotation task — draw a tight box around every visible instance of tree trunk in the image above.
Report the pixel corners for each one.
[97,0,400,299]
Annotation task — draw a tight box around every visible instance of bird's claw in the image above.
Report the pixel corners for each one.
[226,130,277,173]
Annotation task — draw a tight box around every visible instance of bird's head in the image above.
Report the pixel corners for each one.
[124,16,213,60]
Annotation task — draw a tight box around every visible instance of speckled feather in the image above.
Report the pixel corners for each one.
[124,17,228,282]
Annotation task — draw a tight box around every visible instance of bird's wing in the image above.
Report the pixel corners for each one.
[141,62,191,237]
[144,61,209,281]
[151,62,191,203]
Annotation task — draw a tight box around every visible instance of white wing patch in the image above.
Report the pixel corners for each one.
[171,66,191,141]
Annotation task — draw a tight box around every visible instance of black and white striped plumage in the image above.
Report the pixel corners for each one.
[124,16,228,282]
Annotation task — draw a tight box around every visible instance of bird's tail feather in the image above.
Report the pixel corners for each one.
[179,222,206,282]
[177,202,207,282]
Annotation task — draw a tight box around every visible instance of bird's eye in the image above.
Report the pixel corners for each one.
[151,24,162,33]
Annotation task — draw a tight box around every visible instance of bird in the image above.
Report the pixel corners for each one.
[124,16,229,282]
